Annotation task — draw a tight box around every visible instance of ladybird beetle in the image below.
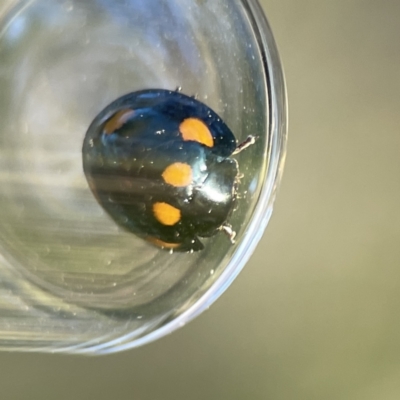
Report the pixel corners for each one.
[82,89,255,252]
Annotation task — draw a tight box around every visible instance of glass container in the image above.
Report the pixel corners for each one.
[0,0,287,354]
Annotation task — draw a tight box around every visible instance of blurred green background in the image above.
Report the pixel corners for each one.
[3,0,400,398]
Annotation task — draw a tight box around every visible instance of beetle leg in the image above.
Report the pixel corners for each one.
[220,224,236,243]
[232,135,257,155]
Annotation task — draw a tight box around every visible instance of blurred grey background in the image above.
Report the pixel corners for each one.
[2,0,400,399]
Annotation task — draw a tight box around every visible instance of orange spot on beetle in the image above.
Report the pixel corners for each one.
[103,109,135,134]
[147,237,181,249]
[179,118,214,147]
[153,202,181,226]
[162,162,193,187]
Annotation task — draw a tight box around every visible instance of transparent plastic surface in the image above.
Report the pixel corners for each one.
[0,0,287,353]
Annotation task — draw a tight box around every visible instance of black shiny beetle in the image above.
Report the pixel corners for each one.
[82,89,254,252]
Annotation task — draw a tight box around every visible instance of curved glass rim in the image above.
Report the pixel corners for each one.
[80,0,288,355]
